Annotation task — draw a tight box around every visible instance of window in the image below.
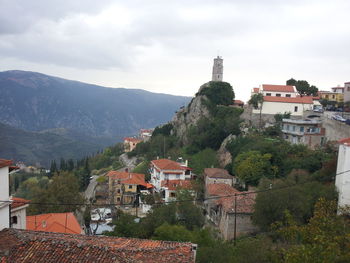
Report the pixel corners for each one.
[266,93,272,96]
[292,126,296,131]
[117,189,121,193]
[347,87,350,91]
[294,106,298,112]
[286,125,290,130]
[11,216,18,225]
[332,95,335,99]
[117,197,121,202]
[300,126,304,132]
[176,174,180,179]
[128,185,133,189]
[286,94,291,97]
[276,93,281,97]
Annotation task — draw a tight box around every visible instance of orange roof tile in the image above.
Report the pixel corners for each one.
[151,159,187,171]
[26,213,82,235]
[204,168,232,179]
[0,228,196,262]
[0,159,12,169]
[263,96,313,104]
[262,84,295,92]
[124,137,142,143]
[339,137,350,145]
[106,171,147,187]
[207,183,238,196]
[161,180,193,191]
[10,197,30,209]
[253,88,259,93]
[233,100,244,105]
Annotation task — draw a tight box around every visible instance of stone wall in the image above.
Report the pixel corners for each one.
[322,114,350,141]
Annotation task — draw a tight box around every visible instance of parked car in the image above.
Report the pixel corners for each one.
[346,119,350,125]
[333,115,347,122]
[313,108,324,113]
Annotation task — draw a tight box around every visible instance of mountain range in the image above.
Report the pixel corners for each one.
[0,70,191,166]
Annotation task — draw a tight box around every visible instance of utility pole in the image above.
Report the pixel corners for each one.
[234,193,237,246]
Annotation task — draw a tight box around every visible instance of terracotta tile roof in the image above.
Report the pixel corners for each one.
[262,84,295,92]
[161,180,193,191]
[207,183,238,196]
[204,168,232,179]
[10,197,30,209]
[151,159,187,171]
[253,88,259,93]
[216,192,256,214]
[233,100,244,105]
[106,171,147,187]
[0,159,12,169]
[263,96,313,104]
[0,228,195,263]
[124,137,142,143]
[26,213,82,235]
[339,137,350,145]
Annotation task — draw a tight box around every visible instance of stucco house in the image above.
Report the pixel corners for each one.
[282,118,326,148]
[107,171,152,205]
[10,197,29,230]
[123,137,142,152]
[335,137,350,211]
[204,168,236,186]
[204,183,257,240]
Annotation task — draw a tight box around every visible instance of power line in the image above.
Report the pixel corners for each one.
[4,169,349,208]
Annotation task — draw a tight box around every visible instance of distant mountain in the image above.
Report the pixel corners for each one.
[0,70,191,138]
[0,122,109,167]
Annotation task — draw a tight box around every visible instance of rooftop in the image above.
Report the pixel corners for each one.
[263,96,313,104]
[339,137,350,146]
[151,159,189,171]
[26,212,82,235]
[0,159,12,169]
[106,171,148,187]
[282,118,322,125]
[262,84,296,93]
[0,228,196,263]
[10,197,30,210]
[124,137,142,143]
[204,168,233,179]
[161,180,193,191]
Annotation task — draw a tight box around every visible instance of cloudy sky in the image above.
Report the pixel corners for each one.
[0,0,349,101]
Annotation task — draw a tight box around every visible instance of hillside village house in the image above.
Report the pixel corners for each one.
[139,129,153,141]
[150,159,193,201]
[123,137,142,152]
[345,82,350,103]
[26,212,83,234]
[107,171,152,205]
[335,137,350,211]
[319,89,344,105]
[204,168,236,186]
[282,118,326,148]
[251,84,319,117]
[204,183,257,240]
[10,197,29,230]
[0,228,197,262]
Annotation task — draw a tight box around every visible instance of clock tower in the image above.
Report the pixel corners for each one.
[212,56,223,81]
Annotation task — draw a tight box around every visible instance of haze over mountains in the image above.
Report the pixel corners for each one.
[0,70,191,166]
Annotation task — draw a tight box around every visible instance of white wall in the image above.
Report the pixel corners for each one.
[0,166,10,230]
[262,91,296,97]
[11,206,27,230]
[253,101,313,116]
[335,144,350,210]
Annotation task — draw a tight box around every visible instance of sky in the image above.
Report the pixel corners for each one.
[0,0,349,102]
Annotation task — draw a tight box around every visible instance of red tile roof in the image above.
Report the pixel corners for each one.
[262,84,295,92]
[161,180,193,191]
[151,159,187,171]
[263,96,313,104]
[206,184,256,213]
[233,100,244,105]
[253,88,259,93]
[10,197,30,209]
[207,183,238,196]
[204,168,232,179]
[0,228,196,263]
[26,213,82,235]
[106,171,147,187]
[124,137,142,143]
[0,159,12,169]
[339,137,350,145]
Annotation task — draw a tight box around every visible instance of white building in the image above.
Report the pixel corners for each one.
[251,84,316,117]
[212,56,223,82]
[10,197,29,230]
[0,159,15,230]
[335,137,350,211]
[345,82,350,103]
[150,159,192,201]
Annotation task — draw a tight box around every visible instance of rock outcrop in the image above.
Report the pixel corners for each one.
[217,134,236,167]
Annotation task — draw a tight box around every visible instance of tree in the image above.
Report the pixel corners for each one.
[248,93,264,129]
[275,198,350,262]
[233,150,278,186]
[198,81,235,106]
[49,160,57,177]
[153,223,192,242]
[60,158,66,171]
[286,78,318,96]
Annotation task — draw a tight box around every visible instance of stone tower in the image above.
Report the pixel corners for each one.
[212,56,223,81]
